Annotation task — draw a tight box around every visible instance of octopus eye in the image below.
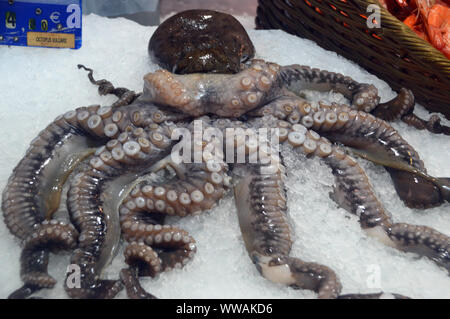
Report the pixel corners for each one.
[240,54,248,62]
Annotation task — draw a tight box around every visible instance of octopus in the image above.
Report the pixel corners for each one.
[2,56,450,299]
[148,9,255,74]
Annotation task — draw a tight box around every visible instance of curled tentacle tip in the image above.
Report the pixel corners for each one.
[352,84,380,113]
[77,64,90,71]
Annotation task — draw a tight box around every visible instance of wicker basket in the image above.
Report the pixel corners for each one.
[256,0,450,119]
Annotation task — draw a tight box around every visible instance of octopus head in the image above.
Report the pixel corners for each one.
[174,46,241,74]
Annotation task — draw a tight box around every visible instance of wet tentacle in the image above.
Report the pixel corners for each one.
[8,221,78,299]
[402,113,450,136]
[282,123,450,275]
[2,101,175,243]
[120,267,157,299]
[388,223,450,273]
[260,96,449,208]
[372,88,415,121]
[141,59,281,117]
[77,64,140,107]
[121,160,230,218]
[1,106,137,296]
[233,154,342,298]
[66,125,175,298]
[279,64,380,112]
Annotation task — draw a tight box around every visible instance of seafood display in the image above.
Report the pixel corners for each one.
[148,9,255,74]
[379,0,450,58]
[2,54,450,298]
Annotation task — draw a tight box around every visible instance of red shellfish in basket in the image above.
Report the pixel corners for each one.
[379,0,450,59]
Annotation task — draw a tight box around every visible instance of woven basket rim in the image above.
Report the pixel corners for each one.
[352,0,450,76]
[256,0,450,118]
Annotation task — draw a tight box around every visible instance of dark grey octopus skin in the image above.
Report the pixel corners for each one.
[116,122,231,297]
[120,268,157,299]
[148,9,255,74]
[8,221,79,299]
[233,159,342,299]
[2,92,189,298]
[250,96,450,209]
[3,59,450,299]
[279,64,450,135]
[146,59,450,208]
[64,112,188,298]
[138,62,450,296]
[114,116,446,299]
[232,118,449,298]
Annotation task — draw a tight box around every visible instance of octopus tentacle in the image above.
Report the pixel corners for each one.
[257,98,424,168]
[8,284,42,300]
[2,111,99,241]
[402,113,450,136]
[124,241,163,275]
[277,64,442,136]
[119,204,197,298]
[120,267,157,299]
[120,209,197,272]
[141,59,281,117]
[2,100,184,297]
[124,227,196,271]
[121,161,230,218]
[261,96,449,208]
[77,64,140,108]
[233,156,342,299]
[328,151,450,272]
[9,221,78,299]
[372,88,415,121]
[280,123,450,293]
[65,125,175,298]
[117,150,230,298]
[279,64,380,112]
[310,104,425,170]
[283,125,450,274]
[1,108,121,295]
[315,105,449,208]
[19,222,78,286]
[372,89,450,136]
[248,95,311,125]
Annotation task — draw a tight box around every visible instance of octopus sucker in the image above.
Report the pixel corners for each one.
[3,58,450,298]
[115,138,229,296]
[233,159,342,299]
[65,128,176,298]
[278,64,450,135]
[388,223,450,273]
[142,60,280,118]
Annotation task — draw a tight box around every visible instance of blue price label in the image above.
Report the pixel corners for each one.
[0,0,82,49]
